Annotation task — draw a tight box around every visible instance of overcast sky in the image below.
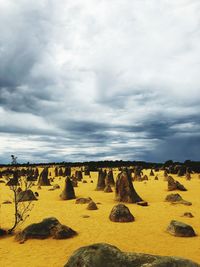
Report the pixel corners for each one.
[0,0,200,164]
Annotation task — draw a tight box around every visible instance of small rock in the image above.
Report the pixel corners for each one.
[87,201,98,210]
[75,197,92,204]
[109,204,134,222]
[2,200,12,204]
[165,193,192,206]
[165,193,182,202]
[53,184,60,189]
[0,229,7,236]
[137,201,148,207]
[48,188,55,191]
[181,212,194,218]
[34,192,39,197]
[81,215,90,218]
[167,220,196,237]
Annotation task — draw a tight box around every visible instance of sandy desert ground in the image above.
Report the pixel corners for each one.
[0,168,200,267]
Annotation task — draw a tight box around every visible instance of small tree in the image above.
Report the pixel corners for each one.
[7,156,35,234]
[8,176,34,233]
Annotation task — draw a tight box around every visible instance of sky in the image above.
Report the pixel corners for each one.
[0,0,200,164]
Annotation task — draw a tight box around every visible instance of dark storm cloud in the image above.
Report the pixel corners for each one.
[0,0,200,163]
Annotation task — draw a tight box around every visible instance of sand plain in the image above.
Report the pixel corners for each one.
[0,168,200,267]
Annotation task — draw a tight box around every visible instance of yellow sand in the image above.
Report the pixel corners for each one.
[0,169,200,267]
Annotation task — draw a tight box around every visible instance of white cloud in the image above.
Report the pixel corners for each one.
[0,0,200,163]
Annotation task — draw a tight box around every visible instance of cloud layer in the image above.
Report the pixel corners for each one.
[0,0,200,163]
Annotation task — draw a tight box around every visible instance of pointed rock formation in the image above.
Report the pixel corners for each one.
[6,170,20,186]
[133,166,142,181]
[186,171,191,180]
[150,169,154,176]
[163,169,168,181]
[34,168,39,180]
[64,167,71,177]
[75,170,83,181]
[104,184,113,193]
[115,169,143,203]
[58,167,64,177]
[105,169,115,186]
[38,167,51,186]
[84,167,90,176]
[60,177,76,200]
[96,169,106,191]
[177,165,186,177]
[142,175,148,181]
[16,189,38,202]
[167,176,187,191]
[55,167,58,177]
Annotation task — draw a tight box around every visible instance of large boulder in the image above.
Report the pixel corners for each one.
[64,243,200,267]
[16,217,77,243]
[60,177,76,200]
[109,204,134,222]
[167,220,196,237]
[115,169,143,203]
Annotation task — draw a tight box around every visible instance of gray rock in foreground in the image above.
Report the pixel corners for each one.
[64,243,200,267]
